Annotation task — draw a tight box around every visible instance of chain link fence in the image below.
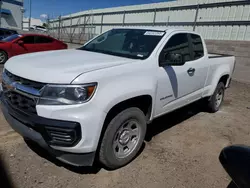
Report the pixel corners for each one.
[47,14,97,44]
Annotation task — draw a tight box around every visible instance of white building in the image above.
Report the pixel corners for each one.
[49,0,250,41]
[22,17,43,30]
[0,0,23,29]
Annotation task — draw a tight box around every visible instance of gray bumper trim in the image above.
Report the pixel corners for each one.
[1,101,95,167]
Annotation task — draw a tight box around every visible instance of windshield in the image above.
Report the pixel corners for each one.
[79,29,165,59]
[1,34,21,42]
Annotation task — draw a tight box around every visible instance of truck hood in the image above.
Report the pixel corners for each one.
[5,49,136,83]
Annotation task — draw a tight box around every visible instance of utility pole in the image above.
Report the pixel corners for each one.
[193,4,200,31]
[28,0,32,30]
[21,0,25,30]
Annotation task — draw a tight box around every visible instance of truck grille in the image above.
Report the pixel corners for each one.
[3,90,37,114]
[2,69,45,115]
[4,69,45,90]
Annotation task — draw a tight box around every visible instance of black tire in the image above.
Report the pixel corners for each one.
[208,82,225,113]
[99,107,146,170]
[0,50,8,64]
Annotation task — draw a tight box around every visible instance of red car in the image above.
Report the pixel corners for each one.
[0,34,67,64]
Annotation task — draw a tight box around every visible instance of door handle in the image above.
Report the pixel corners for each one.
[187,68,195,75]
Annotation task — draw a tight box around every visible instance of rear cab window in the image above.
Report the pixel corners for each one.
[160,32,205,66]
[189,34,204,60]
[161,33,191,65]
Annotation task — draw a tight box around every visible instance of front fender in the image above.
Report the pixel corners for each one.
[72,59,157,118]
[95,76,155,114]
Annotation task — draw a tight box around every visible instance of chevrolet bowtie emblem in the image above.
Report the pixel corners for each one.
[4,82,17,91]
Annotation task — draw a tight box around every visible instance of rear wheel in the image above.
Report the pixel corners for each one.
[99,107,146,170]
[0,51,8,64]
[207,82,225,113]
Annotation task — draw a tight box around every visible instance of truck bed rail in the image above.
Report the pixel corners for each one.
[208,53,234,59]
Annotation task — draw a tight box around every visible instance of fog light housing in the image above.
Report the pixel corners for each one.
[44,125,81,147]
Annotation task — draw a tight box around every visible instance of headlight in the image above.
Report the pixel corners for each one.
[38,83,97,105]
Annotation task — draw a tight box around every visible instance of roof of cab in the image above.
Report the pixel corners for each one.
[113,26,192,33]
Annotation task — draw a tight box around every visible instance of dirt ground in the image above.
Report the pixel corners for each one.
[0,77,250,188]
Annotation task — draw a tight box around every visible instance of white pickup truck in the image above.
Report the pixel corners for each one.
[1,28,235,169]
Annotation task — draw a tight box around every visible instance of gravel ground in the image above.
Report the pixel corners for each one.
[0,79,250,188]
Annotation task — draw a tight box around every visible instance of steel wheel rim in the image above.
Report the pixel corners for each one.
[113,119,141,159]
[0,52,6,63]
[215,89,223,108]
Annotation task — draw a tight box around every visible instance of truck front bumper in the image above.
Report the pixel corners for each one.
[1,98,95,167]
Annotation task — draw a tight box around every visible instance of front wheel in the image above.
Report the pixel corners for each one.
[99,107,146,170]
[0,51,8,64]
[207,82,225,113]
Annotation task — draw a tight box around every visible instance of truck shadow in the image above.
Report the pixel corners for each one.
[0,154,15,188]
[24,139,101,174]
[145,99,207,142]
[227,181,238,188]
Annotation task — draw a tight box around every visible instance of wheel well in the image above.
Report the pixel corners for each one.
[95,95,152,158]
[104,95,153,126]
[219,75,229,86]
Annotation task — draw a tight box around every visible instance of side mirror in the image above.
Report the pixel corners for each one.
[159,52,184,67]
[17,40,24,45]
